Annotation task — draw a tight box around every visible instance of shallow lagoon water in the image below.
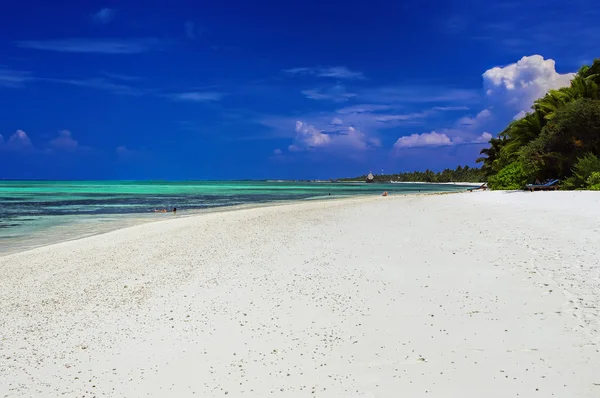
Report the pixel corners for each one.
[0,180,469,254]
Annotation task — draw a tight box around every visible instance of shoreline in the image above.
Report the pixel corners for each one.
[0,189,467,258]
[2,191,598,397]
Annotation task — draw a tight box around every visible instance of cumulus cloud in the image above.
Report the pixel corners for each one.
[93,8,115,24]
[483,55,575,114]
[394,131,453,149]
[473,132,493,143]
[289,121,379,152]
[284,66,365,80]
[394,131,492,149]
[273,148,282,155]
[290,121,331,151]
[457,108,492,127]
[331,118,343,125]
[0,130,33,151]
[116,145,142,159]
[49,130,79,151]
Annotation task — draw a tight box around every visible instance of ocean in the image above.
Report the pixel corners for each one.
[0,180,469,254]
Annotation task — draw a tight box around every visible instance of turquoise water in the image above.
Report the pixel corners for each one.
[0,180,469,254]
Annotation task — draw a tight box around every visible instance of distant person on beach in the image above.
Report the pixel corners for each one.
[382,191,388,197]
[173,207,177,213]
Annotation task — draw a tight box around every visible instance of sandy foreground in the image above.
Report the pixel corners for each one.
[1,191,599,398]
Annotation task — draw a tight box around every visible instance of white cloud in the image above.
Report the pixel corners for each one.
[284,66,365,79]
[301,84,356,102]
[0,130,33,151]
[394,131,492,149]
[361,86,480,104]
[0,67,33,88]
[49,130,79,151]
[169,92,225,101]
[316,66,365,80]
[273,148,282,155]
[15,38,165,54]
[336,104,393,114]
[331,118,343,125]
[291,121,331,150]
[513,110,528,120]
[93,8,115,24]
[394,131,453,149]
[473,132,493,143]
[457,108,492,126]
[374,112,430,122]
[432,106,470,111]
[43,77,140,96]
[483,55,575,114]
[8,130,32,149]
[116,145,141,159]
[289,121,379,152]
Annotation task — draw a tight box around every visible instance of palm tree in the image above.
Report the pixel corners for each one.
[476,137,504,176]
[570,76,599,100]
[502,112,543,156]
[533,88,575,121]
[533,77,598,122]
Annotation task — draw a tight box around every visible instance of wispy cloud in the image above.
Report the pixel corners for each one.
[360,86,480,104]
[372,112,431,123]
[336,104,393,114]
[92,8,115,24]
[432,106,470,111]
[301,84,356,102]
[284,66,365,80]
[42,77,142,95]
[99,72,141,81]
[15,38,165,54]
[168,91,225,102]
[0,67,33,87]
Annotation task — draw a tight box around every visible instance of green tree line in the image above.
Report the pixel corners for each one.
[338,165,485,183]
[477,58,600,190]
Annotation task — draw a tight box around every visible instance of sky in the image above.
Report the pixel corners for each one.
[0,0,598,180]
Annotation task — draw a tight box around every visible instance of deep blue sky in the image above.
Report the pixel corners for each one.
[1,0,598,180]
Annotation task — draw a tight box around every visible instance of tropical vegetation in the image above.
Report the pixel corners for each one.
[338,165,485,183]
[478,58,600,190]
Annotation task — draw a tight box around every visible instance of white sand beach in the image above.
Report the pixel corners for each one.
[1,191,600,397]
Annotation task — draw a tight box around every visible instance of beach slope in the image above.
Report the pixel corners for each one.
[1,192,599,397]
